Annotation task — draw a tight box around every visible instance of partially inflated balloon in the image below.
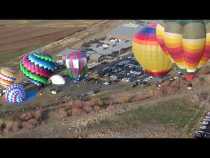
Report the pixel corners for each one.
[20,50,58,86]
[65,50,88,81]
[0,67,17,88]
[132,25,173,77]
[156,20,210,72]
[49,74,66,85]
[4,84,26,104]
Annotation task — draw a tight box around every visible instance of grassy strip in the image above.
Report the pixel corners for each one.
[87,98,203,136]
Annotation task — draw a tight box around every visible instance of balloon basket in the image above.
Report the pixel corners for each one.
[183,73,197,81]
[145,69,171,78]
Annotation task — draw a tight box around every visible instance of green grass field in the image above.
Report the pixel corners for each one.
[87,97,204,137]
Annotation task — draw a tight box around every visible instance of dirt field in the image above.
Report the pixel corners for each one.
[0,26,83,53]
[0,20,97,65]
[0,20,124,67]
[0,20,99,54]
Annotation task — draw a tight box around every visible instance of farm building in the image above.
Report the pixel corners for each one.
[56,26,134,65]
[88,38,132,57]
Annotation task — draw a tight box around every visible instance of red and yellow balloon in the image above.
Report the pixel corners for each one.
[156,20,210,73]
[132,25,173,77]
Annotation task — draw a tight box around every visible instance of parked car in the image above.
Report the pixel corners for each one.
[103,81,111,86]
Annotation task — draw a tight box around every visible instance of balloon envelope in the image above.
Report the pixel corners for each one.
[156,20,210,72]
[20,50,58,86]
[49,74,66,85]
[4,84,26,104]
[0,67,17,88]
[65,50,88,81]
[132,25,173,77]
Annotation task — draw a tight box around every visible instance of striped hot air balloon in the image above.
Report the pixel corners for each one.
[0,67,17,88]
[132,25,173,77]
[65,50,88,81]
[156,20,168,54]
[156,20,210,73]
[4,84,26,104]
[19,50,58,86]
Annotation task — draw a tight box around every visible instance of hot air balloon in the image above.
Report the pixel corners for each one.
[132,25,173,77]
[65,50,88,81]
[156,20,210,73]
[49,74,66,85]
[0,67,17,88]
[19,50,58,86]
[4,84,26,104]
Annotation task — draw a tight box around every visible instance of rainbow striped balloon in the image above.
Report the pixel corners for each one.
[156,20,210,73]
[20,50,58,86]
[132,25,173,77]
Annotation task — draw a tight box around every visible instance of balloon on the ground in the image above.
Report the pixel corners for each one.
[65,50,88,81]
[19,50,58,86]
[49,74,66,85]
[0,67,17,88]
[132,25,173,77]
[156,20,210,72]
[4,84,26,104]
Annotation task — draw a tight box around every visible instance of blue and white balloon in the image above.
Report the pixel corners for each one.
[4,84,26,104]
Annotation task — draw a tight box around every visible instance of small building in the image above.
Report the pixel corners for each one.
[88,38,132,58]
[87,52,101,63]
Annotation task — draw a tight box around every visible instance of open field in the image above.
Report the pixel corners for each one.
[4,94,204,138]
[83,98,203,138]
[0,20,111,62]
[0,26,83,53]
[0,20,98,66]
[0,20,124,67]
[1,72,210,138]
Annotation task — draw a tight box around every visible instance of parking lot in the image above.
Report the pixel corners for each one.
[194,112,210,138]
[93,55,163,86]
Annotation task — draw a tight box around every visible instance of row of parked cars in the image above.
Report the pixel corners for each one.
[194,112,210,138]
[96,56,154,86]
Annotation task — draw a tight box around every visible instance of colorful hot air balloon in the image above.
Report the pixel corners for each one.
[132,25,173,77]
[4,84,26,104]
[19,50,58,86]
[0,67,17,88]
[65,50,88,81]
[156,20,210,73]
